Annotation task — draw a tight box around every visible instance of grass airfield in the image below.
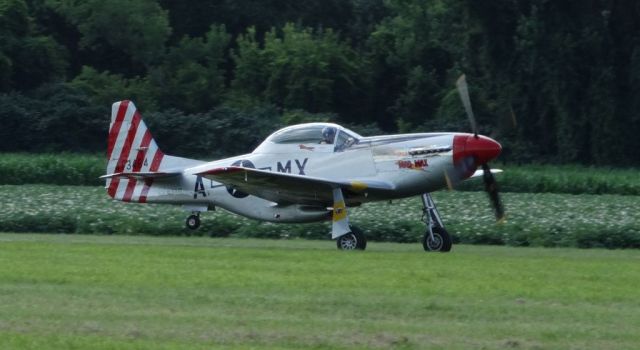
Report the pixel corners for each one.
[1,234,639,349]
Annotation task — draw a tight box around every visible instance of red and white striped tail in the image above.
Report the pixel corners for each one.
[105,100,164,202]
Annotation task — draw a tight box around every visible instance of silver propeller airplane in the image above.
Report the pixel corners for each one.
[102,75,504,252]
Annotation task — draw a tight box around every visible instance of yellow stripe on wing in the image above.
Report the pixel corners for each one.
[349,181,368,192]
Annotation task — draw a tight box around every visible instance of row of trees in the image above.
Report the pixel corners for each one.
[1,0,639,164]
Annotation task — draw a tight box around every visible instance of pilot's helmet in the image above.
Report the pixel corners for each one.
[322,126,336,143]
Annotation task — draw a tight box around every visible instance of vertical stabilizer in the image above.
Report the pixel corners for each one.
[105,100,165,202]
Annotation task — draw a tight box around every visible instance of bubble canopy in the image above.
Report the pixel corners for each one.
[253,123,362,153]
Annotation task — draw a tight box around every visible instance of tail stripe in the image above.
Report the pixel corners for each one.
[122,179,137,202]
[107,112,141,197]
[150,147,164,172]
[122,129,153,202]
[139,178,154,203]
[131,179,147,202]
[107,103,137,175]
[106,101,129,160]
[113,178,129,201]
[105,100,166,202]
[134,130,153,171]
[137,148,163,203]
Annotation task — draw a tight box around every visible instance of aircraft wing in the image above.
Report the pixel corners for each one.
[197,166,394,205]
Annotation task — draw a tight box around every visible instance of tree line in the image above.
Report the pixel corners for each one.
[1,0,638,165]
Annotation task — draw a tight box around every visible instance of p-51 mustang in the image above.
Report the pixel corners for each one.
[102,75,504,252]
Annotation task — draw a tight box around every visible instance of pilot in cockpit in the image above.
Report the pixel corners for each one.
[321,126,336,144]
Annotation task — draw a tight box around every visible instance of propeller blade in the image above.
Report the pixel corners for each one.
[482,163,505,221]
[509,104,518,128]
[456,74,478,138]
[443,170,454,191]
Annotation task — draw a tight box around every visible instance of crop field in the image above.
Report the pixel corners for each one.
[1,185,639,248]
[0,234,639,349]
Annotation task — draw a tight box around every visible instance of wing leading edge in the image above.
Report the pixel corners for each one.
[196,166,394,205]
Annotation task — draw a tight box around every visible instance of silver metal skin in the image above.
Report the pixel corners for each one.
[139,127,461,223]
[103,101,502,246]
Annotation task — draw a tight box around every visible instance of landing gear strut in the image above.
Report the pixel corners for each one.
[421,193,452,252]
[186,212,201,230]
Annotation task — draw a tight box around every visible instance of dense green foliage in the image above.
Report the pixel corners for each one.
[0,153,103,185]
[1,0,638,165]
[2,185,639,248]
[1,234,639,349]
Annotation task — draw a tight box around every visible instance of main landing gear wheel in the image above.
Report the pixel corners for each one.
[186,214,201,230]
[336,226,367,251]
[423,227,452,252]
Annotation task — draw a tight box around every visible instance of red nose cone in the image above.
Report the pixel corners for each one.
[453,134,502,166]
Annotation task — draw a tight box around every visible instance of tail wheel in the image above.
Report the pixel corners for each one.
[336,226,367,251]
[423,227,452,252]
[186,214,201,230]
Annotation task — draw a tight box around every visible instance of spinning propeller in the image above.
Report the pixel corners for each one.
[455,75,505,221]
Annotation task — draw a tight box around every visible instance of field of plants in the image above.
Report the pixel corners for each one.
[1,184,639,249]
[1,234,639,349]
[1,153,639,248]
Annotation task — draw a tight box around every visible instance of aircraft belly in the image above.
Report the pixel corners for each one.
[211,187,330,223]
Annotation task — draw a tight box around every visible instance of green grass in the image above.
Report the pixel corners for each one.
[1,185,639,248]
[0,234,639,349]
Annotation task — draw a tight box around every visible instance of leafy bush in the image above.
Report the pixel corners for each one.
[449,164,640,196]
[0,153,103,186]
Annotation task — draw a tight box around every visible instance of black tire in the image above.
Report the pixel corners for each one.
[423,227,452,252]
[186,214,201,230]
[336,226,367,250]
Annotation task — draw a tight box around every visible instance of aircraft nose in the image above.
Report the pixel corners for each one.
[466,135,501,164]
[453,134,502,166]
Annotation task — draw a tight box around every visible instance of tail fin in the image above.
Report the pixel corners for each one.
[105,100,165,202]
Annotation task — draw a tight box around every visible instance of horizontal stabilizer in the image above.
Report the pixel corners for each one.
[100,171,181,180]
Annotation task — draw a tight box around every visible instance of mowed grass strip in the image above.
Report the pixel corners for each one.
[1,234,639,349]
